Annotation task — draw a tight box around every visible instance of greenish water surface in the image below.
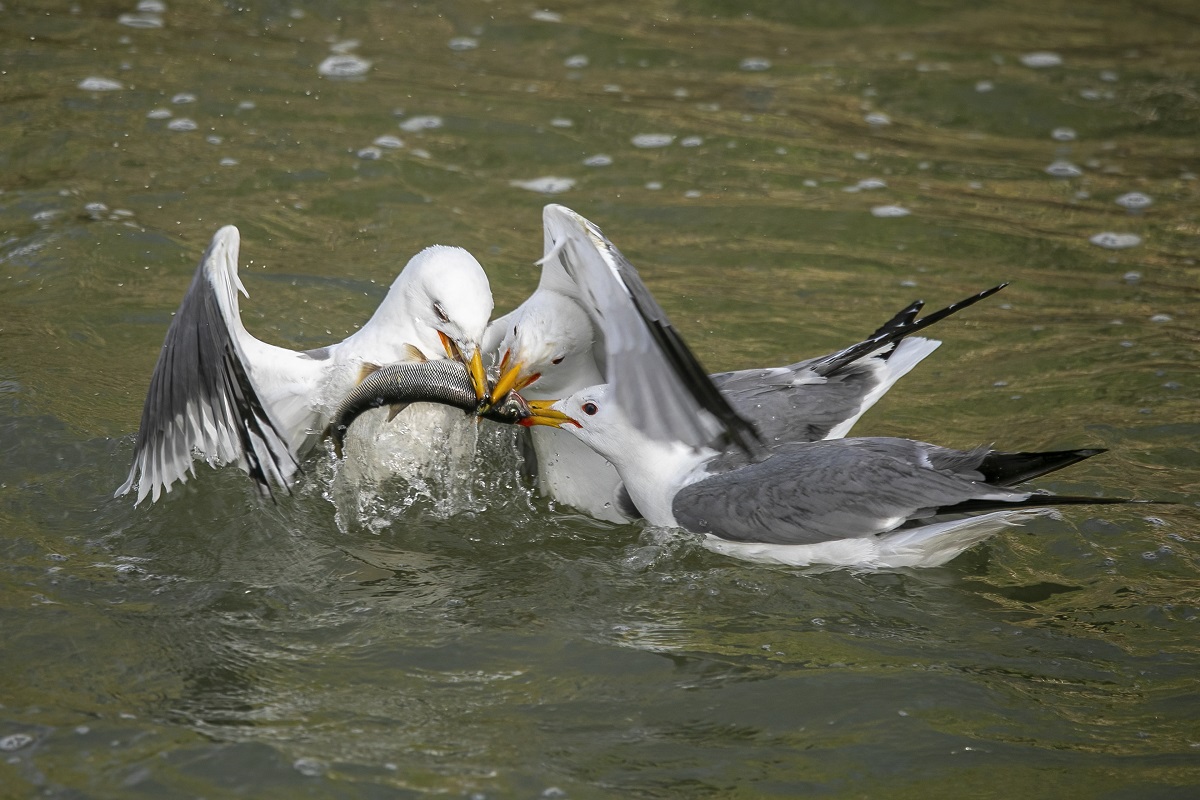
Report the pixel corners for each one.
[2,1,1198,797]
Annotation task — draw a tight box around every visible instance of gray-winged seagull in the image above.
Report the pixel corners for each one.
[116,225,494,504]
[485,204,1001,522]
[519,383,1133,569]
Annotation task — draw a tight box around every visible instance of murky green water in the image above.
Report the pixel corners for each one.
[3,0,1199,796]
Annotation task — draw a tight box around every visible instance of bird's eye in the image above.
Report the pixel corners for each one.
[582,402,598,416]
[433,302,450,322]
[551,356,564,365]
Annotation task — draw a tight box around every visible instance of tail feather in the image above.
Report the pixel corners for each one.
[979,448,1107,487]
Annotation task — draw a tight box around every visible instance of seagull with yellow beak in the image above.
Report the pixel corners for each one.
[116,225,493,504]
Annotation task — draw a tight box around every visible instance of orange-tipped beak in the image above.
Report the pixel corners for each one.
[489,360,524,406]
[467,349,488,403]
[518,399,578,428]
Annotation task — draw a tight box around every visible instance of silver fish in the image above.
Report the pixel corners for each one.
[328,359,531,458]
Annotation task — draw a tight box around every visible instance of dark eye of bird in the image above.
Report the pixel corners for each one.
[582,402,598,416]
[551,356,564,365]
[433,302,449,322]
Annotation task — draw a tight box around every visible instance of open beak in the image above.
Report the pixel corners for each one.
[518,399,578,428]
[479,349,542,412]
[439,331,489,404]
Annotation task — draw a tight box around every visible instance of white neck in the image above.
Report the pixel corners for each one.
[594,434,714,528]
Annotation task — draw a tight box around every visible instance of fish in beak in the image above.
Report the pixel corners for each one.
[438,331,489,405]
[478,348,543,413]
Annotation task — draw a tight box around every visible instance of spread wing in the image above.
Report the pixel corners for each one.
[115,226,299,504]
[539,204,762,455]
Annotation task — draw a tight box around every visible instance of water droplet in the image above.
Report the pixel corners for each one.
[1020,52,1063,68]
[740,57,771,71]
[146,108,171,119]
[1123,271,1141,282]
[871,205,910,218]
[510,176,575,194]
[138,0,166,11]
[1051,127,1076,141]
[78,77,123,91]
[171,93,196,104]
[564,54,589,68]
[357,146,382,160]
[448,37,478,51]
[399,115,443,132]
[318,54,371,78]
[1150,314,1172,323]
[206,135,222,145]
[1115,191,1152,209]
[680,135,703,147]
[219,157,238,166]
[631,133,674,148]
[1045,160,1082,177]
[167,118,197,131]
[864,112,891,126]
[1089,232,1141,249]
[582,154,612,167]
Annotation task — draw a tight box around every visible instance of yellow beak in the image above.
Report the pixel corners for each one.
[518,399,578,428]
[438,331,488,403]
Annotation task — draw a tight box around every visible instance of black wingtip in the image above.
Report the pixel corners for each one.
[979,447,1108,487]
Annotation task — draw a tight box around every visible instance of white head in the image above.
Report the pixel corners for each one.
[495,291,601,398]
[534,383,711,527]
[389,245,494,362]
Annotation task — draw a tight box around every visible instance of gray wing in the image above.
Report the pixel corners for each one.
[673,438,1028,545]
[540,204,762,455]
[115,226,297,504]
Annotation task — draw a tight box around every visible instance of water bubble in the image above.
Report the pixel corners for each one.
[146,108,171,119]
[631,133,674,148]
[318,54,371,78]
[237,100,256,110]
[1123,271,1141,282]
[205,135,222,144]
[167,118,197,131]
[329,39,360,55]
[1089,232,1141,249]
[550,118,573,128]
[684,190,703,198]
[582,154,612,167]
[1115,191,1152,209]
[1150,314,1172,323]
[138,0,166,11]
[373,135,404,149]
[78,77,123,91]
[975,80,994,92]
[399,115,443,132]
[1051,127,1076,141]
[871,205,910,218]
[864,112,891,126]
[0,734,33,751]
[740,57,771,71]
[219,157,238,166]
[510,176,575,194]
[645,181,662,190]
[293,757,326,777]
[1045,160,1082,177]
[357,146,382,160]
[1020,52,1063,68]
[448,37,478,51]
[680,135,703,147]
[84,202,108,217]
[531,10,562,22]
[844,178,887,193]
[564,54,589,68]
[1099,70,1119,82]
[117,12,163,28]
[171,92,196,104]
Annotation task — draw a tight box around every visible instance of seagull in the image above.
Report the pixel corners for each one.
[485,203,1001,522]
[116,225,494,504]
[521,383,1134,570]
